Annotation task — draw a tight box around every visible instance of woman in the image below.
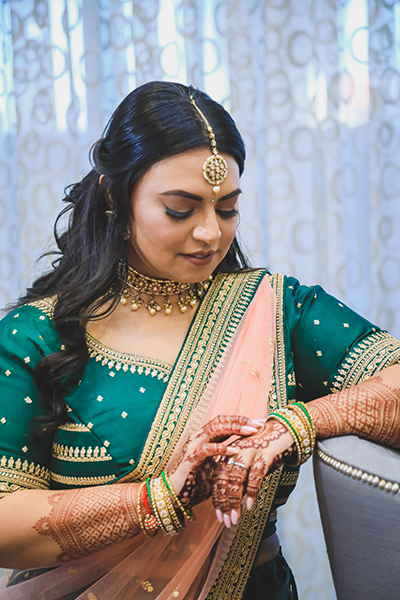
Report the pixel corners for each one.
[0,81,399,600]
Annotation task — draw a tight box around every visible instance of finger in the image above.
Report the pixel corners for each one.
[188,442,237,464]
[246,456,267,508]
[227,461,248,515]
[197,415,262,443]
[212,461,232,516]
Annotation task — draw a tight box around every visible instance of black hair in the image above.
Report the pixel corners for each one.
[18,81,250,439]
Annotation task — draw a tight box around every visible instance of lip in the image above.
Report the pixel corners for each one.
[181,251,216,266]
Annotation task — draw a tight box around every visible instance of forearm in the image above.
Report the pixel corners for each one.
[307,364,400,448]
[0,483,141,569]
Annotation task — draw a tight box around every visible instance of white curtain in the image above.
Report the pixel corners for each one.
[1,1,400,597]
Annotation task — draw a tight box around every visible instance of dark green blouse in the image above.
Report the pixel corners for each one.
[1,273,399,499]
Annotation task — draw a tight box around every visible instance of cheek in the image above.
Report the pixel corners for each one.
[130,211,183,251]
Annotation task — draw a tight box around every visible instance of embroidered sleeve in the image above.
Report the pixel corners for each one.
[283,277,398,401]
[0,306,58,498]
[329,331,400,393]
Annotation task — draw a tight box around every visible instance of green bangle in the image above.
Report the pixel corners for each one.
[161,471,195,521]
[146,477,153,510]
[293,402,313,429]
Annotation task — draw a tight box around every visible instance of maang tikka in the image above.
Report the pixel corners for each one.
[190,95,228,194]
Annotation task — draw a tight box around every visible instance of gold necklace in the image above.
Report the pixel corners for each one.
[118,263,212,316]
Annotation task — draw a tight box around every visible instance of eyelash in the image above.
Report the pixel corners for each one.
[165,208,238,221]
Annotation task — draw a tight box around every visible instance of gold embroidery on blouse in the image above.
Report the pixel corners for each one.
[58,422,91,432]
[27,298,55,317]
[26,300,173,382]
[52,443,112,462]
[120,271,265,483]
[0,455,50,498]
[50,472,116,486]
[86,333,172,382]
[330,331,400,393]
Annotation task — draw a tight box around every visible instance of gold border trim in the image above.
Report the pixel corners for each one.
[86,333,172,380]
[269,273,288,411]
[27,298,55,317]
[0,455,50,497]
[58,423,91,432]
[52,443,112,462]
[50,472,116,486]
[331,331,400,393]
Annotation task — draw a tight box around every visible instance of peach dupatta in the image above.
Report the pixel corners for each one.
[0,275,276,600]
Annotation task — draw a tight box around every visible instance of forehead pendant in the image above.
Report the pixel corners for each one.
[190,95,228,194]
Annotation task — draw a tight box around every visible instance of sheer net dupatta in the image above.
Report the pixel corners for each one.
[0,276,276,600]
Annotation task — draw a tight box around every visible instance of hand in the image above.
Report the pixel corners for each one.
[212,419,295,527]
[167,415,263,510]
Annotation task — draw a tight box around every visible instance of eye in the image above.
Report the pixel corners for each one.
[216,208,239,219]
[165,207,194,221]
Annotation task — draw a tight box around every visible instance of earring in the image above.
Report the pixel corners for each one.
[105,209,116,223]
[124,225,131,240]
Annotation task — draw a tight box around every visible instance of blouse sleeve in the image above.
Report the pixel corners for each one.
[283,277,400,402]
[0,304,60,498]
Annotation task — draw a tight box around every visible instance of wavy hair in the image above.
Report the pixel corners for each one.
[19,81,249,439]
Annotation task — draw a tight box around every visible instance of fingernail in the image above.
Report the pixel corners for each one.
[226,447,237,454]
[231,510,238,525]
[246,497,254,510]
[216,509,223,523]
[242,426,258,433]
[223,513,231,528]
[251,419,267,425]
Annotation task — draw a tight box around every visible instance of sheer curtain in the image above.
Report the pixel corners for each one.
[1,1,400,598]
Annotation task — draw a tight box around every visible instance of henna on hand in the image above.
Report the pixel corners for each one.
[308,374,400,447]
[34,484,140,562]
[231,420,288,450]
[169,415,261,508]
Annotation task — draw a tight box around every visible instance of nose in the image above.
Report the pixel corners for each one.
[192,209,221,244]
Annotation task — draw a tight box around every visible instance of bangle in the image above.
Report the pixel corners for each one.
[137,481,149,537]
[151,476,184,536]
[142,482,158,536]
[162,471,195,521]
[268,403,316,466]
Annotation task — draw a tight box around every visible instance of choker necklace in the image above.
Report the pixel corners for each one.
[118,263,212,316]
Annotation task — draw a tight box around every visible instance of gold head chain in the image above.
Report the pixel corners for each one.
[190,95,228,195]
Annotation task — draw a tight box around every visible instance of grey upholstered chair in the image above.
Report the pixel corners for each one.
[313,436,400,600]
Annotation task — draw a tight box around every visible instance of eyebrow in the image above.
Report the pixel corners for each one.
[160,189,242,202]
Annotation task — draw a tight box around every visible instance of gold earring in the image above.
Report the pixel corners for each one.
[124,226,131,240]
[105,209,116,223]
[190,95,228,194]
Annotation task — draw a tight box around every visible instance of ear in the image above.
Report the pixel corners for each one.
[99,174,114,208]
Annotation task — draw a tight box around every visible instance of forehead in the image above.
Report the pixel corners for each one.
[135,148,240,194]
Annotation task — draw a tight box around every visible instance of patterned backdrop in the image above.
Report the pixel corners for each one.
[1,1,400,598]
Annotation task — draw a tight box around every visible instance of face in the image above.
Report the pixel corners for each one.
[126,148,241,283]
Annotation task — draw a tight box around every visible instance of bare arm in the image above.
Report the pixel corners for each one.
[307,363,400,448]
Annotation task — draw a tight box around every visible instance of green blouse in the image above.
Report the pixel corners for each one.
[1,271,399,500]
